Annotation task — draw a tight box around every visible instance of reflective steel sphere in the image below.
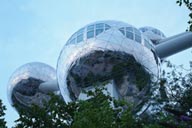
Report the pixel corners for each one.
[7,62,56,111]
[57,20,160,106]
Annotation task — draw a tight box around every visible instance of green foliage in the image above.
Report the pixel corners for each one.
[0,99,7,128]
[12,58,192,128]
[155,60,192,127]
[13,87,139,128]
[176,0,192,31]
[14,85,192,128]
[72,88,117,128]
[179,86,192,114]
[14,94,76,128]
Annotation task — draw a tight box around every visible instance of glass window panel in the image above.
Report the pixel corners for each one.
[69,33,76,41]
[87,25,94,31]
[96,29,104,36]
[119,29,125,35]
[134,28,141,36]
[135,34,141,43]
[140,28,146,32]
[153,29,156,34]
[126,27,133,32]
[70,38,76,44]
[152,29,160,35]
[77,34,83,42]
[77,28,84,35]
[126,31,133,40]
[105,24,111,30]
[96,23,104,29]
[87,31,94,39]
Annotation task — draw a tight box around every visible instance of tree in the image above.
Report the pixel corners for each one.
[152,60,192,127]
[13,94,75,128]
[0,99,7,128]
[176,0,192,31]
[13,87,139,128]
[15,85,185,128]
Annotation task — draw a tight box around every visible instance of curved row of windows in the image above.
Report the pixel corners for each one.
[66,23,111,45]
[66,24,154,51]
[119,27,142,43]
[140,27,165,37]
[87,23,111,39]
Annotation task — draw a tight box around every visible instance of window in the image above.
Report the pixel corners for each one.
[87,25,94,31]
[96,23,104,36]
[152,29,160,36]
[66,28,85,45]
[96,29,103,36]
[134,28,141,36]
[119,28,125,35]
[76,28,84,43]
[87,31,94,39]
[77,35,83,42]
[87,25,95,39]
[140,28,145,32]
[135,35,141,43]
[77,28,84,35]
[105,24,111,30]
[70,38,76,44]
[119,27,143,43]
[126,31,133,40]
[126,27,133,32]
[96,23,104,29]
[86,23,111,39]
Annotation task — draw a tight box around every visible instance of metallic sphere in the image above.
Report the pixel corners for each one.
[139,26,166,45]
[7,62,56,110]
[57,20,160,106]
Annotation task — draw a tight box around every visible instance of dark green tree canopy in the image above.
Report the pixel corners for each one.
[0,99,7,128]
[177,0,192,31]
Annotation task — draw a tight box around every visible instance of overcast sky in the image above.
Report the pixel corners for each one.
[0,0,191,127]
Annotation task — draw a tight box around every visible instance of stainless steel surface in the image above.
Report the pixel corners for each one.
[155,32,192,59]
[7,62,56,109]
[57,21,160,103]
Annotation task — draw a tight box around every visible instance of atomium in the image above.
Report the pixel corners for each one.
[7,20,192,113]
[57,21,161,107]
[139,26,166,45]
[7,62,57,110]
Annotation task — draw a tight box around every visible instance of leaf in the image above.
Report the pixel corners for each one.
[189,13,192,18]
[190,24,192,31]
[184,0,189,4]
[176,0,182,6]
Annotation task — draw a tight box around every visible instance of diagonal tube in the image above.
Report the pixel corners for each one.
[155,32,192,59]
